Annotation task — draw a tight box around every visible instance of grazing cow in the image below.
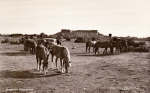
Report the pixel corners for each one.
[50,45,71,73]
[86,40,96,53]
[24,39,37,54]
[35,43,50,75]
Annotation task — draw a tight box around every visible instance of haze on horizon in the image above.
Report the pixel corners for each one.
[0,0,150,37]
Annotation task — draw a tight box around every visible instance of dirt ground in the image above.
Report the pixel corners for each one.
[0,40,150,93]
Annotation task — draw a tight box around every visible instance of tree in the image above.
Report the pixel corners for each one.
[40,32,47,38]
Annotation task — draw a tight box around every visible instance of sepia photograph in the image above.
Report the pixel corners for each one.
[0,0,150,93]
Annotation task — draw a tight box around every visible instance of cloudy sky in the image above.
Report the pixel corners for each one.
[0,0,150,37]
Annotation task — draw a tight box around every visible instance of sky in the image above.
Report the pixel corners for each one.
[0,0,150,37]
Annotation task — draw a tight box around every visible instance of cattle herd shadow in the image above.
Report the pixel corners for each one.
[0,51,30,56]
[0,69,62,79]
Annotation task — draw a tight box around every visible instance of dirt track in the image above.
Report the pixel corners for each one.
[0,41,150,93]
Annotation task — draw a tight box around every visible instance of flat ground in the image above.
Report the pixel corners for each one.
[0,39,150,93]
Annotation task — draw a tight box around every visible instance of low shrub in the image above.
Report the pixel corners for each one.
[128,46,149,52]
[1,39,9,43]
[9,41,21,44]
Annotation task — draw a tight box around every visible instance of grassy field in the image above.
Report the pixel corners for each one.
[0,38,150,93]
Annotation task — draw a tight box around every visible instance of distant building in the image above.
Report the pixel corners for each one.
[71,30,98,41]
[55,29,100,42]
